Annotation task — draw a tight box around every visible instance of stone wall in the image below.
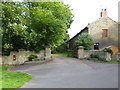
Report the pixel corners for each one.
[77,46,112,61]
[84,50,111,61]
[1,48,51,65]
[116,53,120,61]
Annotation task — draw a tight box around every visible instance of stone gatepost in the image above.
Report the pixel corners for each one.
[116,53,120,61]
[77,46,84,59]
[45,47,51,60]
[105,52,112,61]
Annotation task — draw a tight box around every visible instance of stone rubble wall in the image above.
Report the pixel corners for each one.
[0,48,51,65]
[84,50,111,61]
[116,53,120,61]
[77,46,112,61]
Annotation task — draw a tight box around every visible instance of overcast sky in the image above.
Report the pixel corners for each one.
[63,0,119,38]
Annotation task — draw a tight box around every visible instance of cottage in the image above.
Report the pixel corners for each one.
[68,9,119,56]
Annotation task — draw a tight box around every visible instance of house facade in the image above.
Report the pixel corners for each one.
[68,9,119,56]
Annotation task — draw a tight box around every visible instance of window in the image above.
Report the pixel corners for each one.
[94,43,99,50]
[102,29,108,38]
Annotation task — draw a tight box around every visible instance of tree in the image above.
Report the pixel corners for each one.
[1,1,73,54]
[1,2,30,55]
[75,33,93,50]
[28,2,73,52]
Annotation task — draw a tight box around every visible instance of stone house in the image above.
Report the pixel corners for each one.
[68,9,119,56]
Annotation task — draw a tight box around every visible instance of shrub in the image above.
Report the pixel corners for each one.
[103,48,113,55]
[28,54,38,61]
[75,33,93,50]
[90,53,99,58]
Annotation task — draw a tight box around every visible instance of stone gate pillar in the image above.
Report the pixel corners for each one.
[45,47,51,60]
[105,52,112,61]
[77,46,84,59]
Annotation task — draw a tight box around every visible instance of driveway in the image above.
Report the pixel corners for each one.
[11,56,118,88]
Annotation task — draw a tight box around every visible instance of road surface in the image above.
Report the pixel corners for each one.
[11,56,118,88]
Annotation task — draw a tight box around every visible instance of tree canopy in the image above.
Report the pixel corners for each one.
[1,1,73,55]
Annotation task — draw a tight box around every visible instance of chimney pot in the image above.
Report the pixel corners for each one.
[100,9,107,18]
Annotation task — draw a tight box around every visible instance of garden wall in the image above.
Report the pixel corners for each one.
[116,53,120,61]
[0,48,51,65]
[84,50,111,61]
[77,46,112,61]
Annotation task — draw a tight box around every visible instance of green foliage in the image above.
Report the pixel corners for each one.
[90,53,99,58]
[103,48,113,55]
[2,66,7,71]
[28,54,38,61]
[52,43,68,53]
[1,2,30,54]
[1,1,73,54]
[30,2,73,50]
[2,71,32,88]
[75,33,93,50]
[0,65,8,71]
[67,51,74,57]
[52,52,73,57]
[52,53,68,57]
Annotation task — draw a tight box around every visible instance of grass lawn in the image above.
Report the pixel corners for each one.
[52,53,68,57]
[1,65,32,89]
[52,52,74,57]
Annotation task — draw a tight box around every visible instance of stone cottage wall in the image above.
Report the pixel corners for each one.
[88,17,118,55]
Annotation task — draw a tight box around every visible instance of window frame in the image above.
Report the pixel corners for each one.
[94,43,99,50]
[102,29,108,38]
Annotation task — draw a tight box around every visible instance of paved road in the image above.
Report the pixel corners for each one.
[12,56,118,88]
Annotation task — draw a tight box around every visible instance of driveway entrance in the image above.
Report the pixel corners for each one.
[12,56,118,88]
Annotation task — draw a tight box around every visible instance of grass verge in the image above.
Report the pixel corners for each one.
[1,65,32,89]
[100,60,120,64]
[80,59,120,64]
[52,53,68,57]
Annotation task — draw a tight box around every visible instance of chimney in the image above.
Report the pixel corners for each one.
[87,23,90,26]
[100,9,107,18]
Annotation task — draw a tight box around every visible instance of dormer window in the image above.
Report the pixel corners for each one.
[102,29,108,38]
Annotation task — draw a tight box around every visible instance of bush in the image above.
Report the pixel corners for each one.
[103,48,113,55]
[67,50,75,57]
[28,54,38,61]
[75,33,93,50]
[90,54,99,58]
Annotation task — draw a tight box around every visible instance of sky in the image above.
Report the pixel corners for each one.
[63,0,120,38]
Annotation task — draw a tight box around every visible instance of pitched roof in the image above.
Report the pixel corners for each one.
[68,27,88,42]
